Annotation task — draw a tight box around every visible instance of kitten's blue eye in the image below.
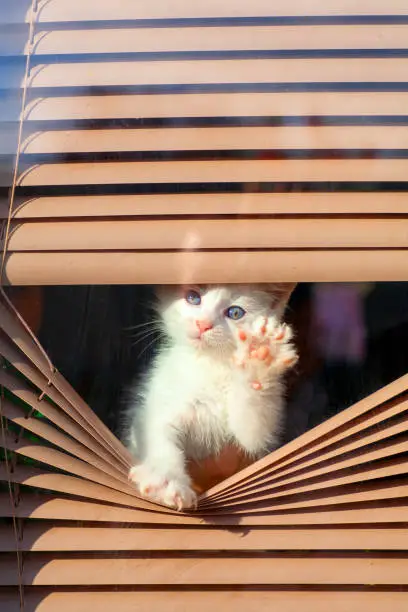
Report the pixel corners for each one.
[185,289,201,306]
[226,305,246,320]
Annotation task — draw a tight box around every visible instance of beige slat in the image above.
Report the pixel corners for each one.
[0,296,131,467]
[204,375,408,498]
[4,590,408,612]
[2,493,407,526]
[2,524,408,552]
[7,457,405,516]
[26,24,408,54]
[2,193,408,220]
[17,126,408,155]
[3,456,407,514]
[2,432,139,498]
[1,397,128,483]
[205,422,408,507]
[0,463,160,512]
[215,483,408,515]
[203,396,408,504]
[0,493,200,525]
[0,369,126,474]
[7,219,408,251]
[207,456,408,512]
[0,334,131,469]
[0,293,94,396]
[1,555,407,586]
[24,58,408,89]
[204,435,408,508]
[15,159,408,186]
[5,250,408,285]
[16,92,408,122]
[17,0,408,22]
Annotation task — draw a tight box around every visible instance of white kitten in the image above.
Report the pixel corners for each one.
[123,284,297,511]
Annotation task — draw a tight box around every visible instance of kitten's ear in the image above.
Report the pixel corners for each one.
[267,283,296,318]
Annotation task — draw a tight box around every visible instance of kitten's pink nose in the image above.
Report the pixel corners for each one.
[196,320,213,335]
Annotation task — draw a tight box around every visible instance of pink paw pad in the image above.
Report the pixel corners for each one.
[257,345,270,360]
[233,315,297,390]
[142,480,168,497]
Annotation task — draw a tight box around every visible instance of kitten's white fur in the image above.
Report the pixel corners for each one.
[123,284,296,511]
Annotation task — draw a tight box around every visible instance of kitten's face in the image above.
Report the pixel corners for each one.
[156,284,292,354]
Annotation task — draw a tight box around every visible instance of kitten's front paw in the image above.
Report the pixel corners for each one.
[129,464,197,512]
[233,316,298,390]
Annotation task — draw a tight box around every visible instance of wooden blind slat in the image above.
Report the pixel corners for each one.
[210,430,408,507]
[14,159,408,187]
[0,493,194,524]
[204,375,408,498]
[207,484,408,515]
[19,58,408,89]
[2,492,407,526]
[0,299,132,466]
[14,92,408,122]
[2,193,408,221]
[2,437,137,498]
[15,126,408,156]
[6,415,408,514]
[1,555,407,586]
[204,396,408,503]
[14,0,408,22]
[0,337,130,468]
[2,524,408,552]
[5,251,408,285]
[0,463,159,511]
[0,370,127,473]
[205,433,408,507]
[4,590,408,612]
[26,24,408,55]
[6,219,408,251]
[1,397,130,482]
[208,459,408,512]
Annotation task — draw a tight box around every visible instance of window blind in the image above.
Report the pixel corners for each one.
[1,1,408,609]
[1,0,407,284]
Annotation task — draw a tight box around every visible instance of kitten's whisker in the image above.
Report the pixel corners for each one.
[131,326,161,340]
[137,333,165,359]
[128,325,163,341]
[124,320,162,332]
[131,329,162,347]
[131,326,161,341]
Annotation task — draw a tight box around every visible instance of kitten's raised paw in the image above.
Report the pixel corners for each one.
[233,316,298,389]
[129,464,197,512]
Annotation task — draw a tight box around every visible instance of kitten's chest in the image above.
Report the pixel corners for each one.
[184,353,232,403]
[162,350,234,458]
[182,376,231,459]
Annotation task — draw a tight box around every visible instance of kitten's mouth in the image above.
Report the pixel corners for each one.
[190,334,209,345]
[188,332,232,354]
[188,332,214,348]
